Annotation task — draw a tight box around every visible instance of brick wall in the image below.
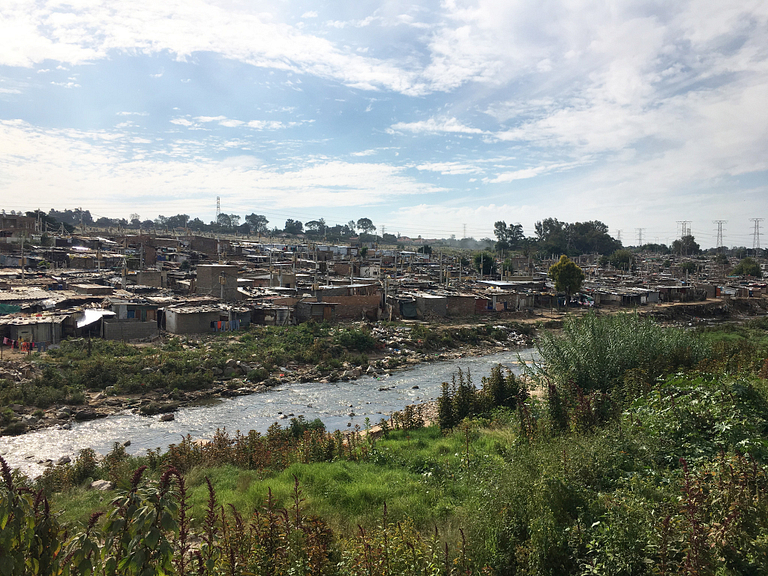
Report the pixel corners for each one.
[322,294,381,319]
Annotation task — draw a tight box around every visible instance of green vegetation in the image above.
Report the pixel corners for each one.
[2,321,533,423]
[732,257,763,278]
[3,314,768,574]
[548,255,585,299]
[680,261,698,274]
[533,311,709,393]
[600,249,634,270]
[474,251,497,275]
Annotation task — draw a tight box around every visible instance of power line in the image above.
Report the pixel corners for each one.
[713,220,727,251]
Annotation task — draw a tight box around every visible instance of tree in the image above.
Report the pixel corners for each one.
[494,221,525,252]
[305,219,327,235]
[474,252,497,275]
[165,214,189,229]
[671,235,701,256]
[216,213,232,228]
[535,218,568,255]
[731,257,762,278]
[534,219,620,256]
[187,217,207,231]
[548,255,585,301]
[245,213,269,235]
[680,261,697,274]
[417,244,432,255]
[95,216,116,228]
[284,219,303,235]
[606,249,634,271]
[356,218,376,234]
[640,243,669,254]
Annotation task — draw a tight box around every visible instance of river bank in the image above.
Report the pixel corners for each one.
[0,320,534,438]
[0,347,537,476]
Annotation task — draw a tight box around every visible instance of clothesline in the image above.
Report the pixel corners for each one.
[1,337,48,352]
[210,319,241,332]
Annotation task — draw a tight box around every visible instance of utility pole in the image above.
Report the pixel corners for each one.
[20,233,25,280]
[751,218,764,257]
[713,220,727,252]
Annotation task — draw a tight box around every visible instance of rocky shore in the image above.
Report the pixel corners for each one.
[1,322,533,436]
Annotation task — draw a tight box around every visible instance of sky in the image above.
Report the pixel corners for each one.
[1,0,767,248]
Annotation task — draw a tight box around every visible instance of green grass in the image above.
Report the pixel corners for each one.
[26,316,768,574]
[51,486,112,527]
[696,317,768,349]
[177,426,480,535]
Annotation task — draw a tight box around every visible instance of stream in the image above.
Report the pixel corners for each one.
[0,348,536,476]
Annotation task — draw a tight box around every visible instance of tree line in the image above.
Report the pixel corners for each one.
[28,209,384,241]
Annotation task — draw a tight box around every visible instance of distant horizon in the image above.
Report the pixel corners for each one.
[9,206,764,252]
[1,1,766,248]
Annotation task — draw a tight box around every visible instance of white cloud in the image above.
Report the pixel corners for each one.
[388,117,485,134]
[170,118,194,126]
[486,167,546,183]
[415,161,482,175]
[0,1,429,95]
[0,120,442,216]
[301,11,318,18]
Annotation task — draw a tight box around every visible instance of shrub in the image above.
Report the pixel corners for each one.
[533,311,710,396]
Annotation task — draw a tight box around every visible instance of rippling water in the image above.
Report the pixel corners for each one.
[0,348,536,476]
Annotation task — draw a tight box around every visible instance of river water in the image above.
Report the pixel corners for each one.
[0,348,536,477]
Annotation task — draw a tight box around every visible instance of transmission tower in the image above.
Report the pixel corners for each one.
[616,229,622,243]
[463,224,467,239]
[216,196,221,220]
[713,220,727,252]
[636,228,644,247]
[677,220,691,239]
[751,218,764,253]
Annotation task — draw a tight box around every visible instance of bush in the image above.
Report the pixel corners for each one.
[333,328,376,352]
[533,311,710,396]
